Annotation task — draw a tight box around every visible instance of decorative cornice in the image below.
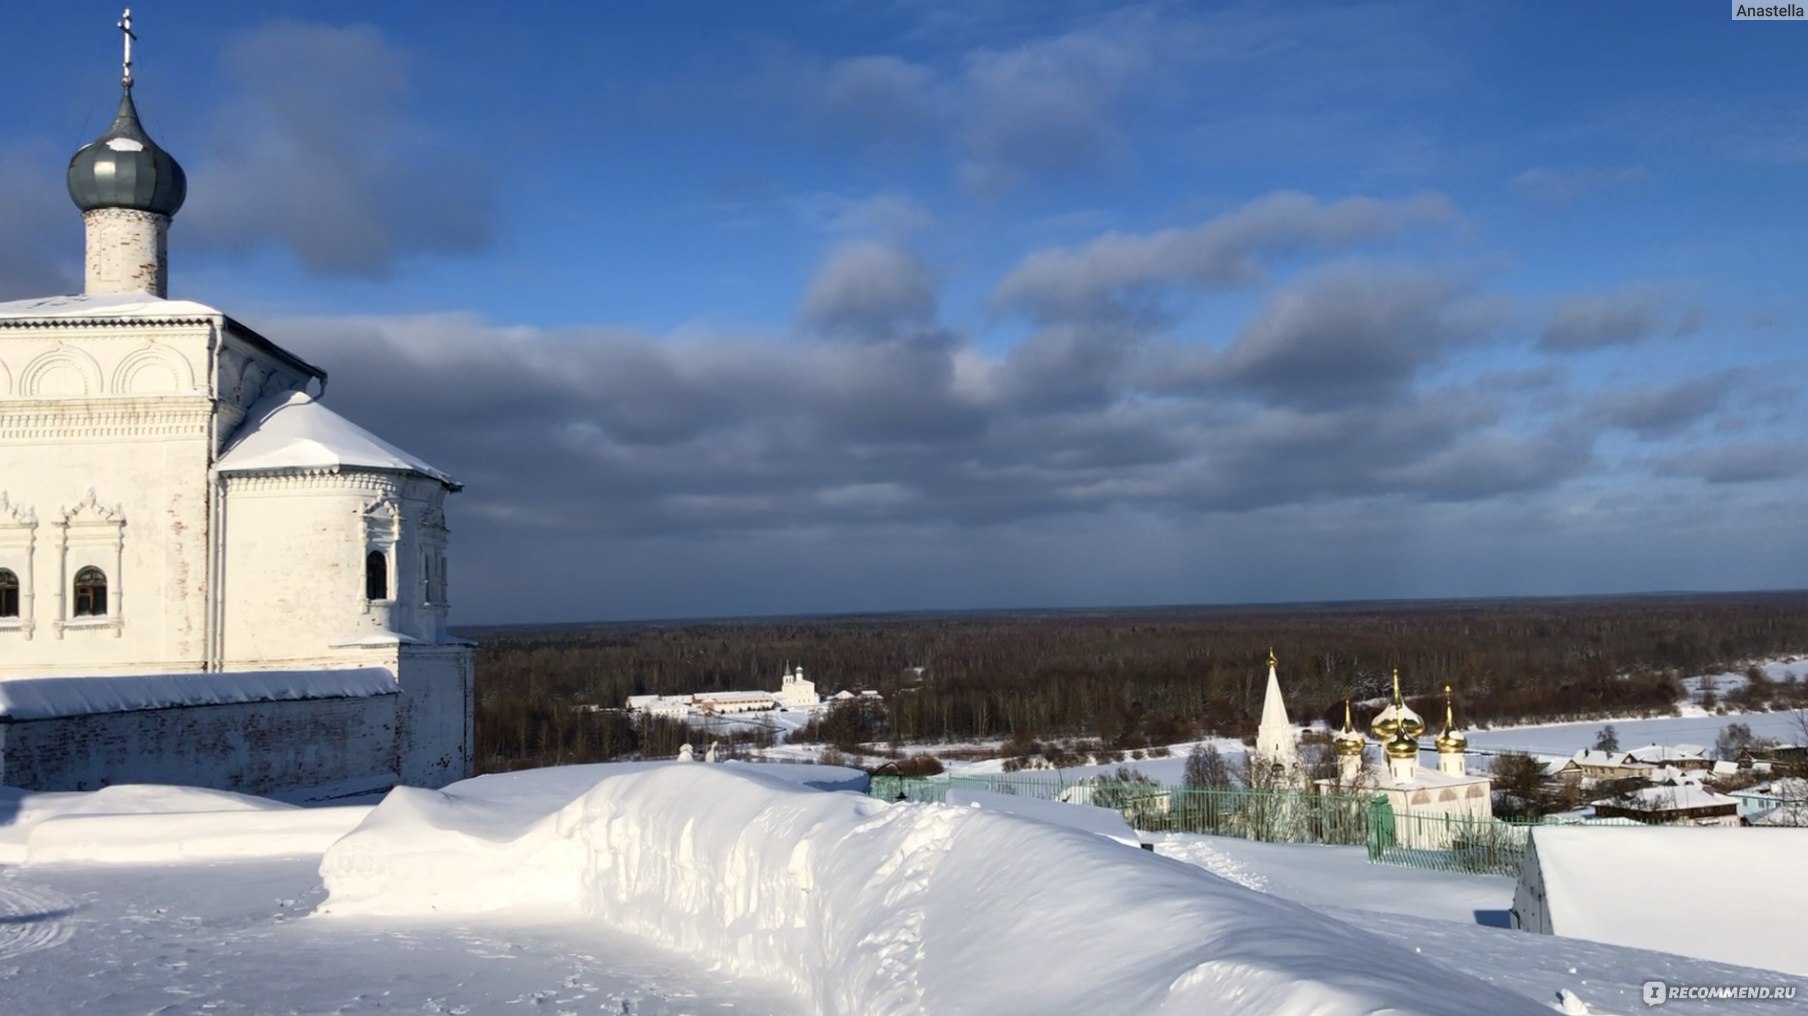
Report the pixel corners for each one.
[0,398,218,441]
[223,470,409,495]
[0,315,218,330]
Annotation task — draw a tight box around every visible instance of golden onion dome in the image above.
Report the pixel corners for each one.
[1392,669,1425,738]
[1384,726,1420,759]
[1435,683,1468,754]
[1333,699,1366,757]
[1371,668,1425,740]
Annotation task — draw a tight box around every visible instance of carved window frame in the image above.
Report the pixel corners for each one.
[0,493,36,639]
[53,489,125,638]
[361,496,400,615]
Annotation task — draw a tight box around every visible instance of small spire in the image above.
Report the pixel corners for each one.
[1333,698,1364,756]
[1436,683,1467,754]
[1391,667,1402,706]
[1267,647,1278,672]
[118,8,136,88]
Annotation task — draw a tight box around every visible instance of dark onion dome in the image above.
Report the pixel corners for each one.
[67,86,186,216]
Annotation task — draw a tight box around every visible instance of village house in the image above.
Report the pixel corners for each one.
[1730,777,1808,826]
[1591,783,1740,826]
[1566,749,1654,783]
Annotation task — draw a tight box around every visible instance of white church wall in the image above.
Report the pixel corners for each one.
[0,692,399,795]
[391,644,475,786]
[1,320,220,675]
[218,473,449,663]
[0,424,215,674]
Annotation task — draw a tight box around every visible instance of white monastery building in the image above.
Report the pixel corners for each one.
[0,16,472,794]
[624,665,823,719]
[1318,672,1493,845]
[1251,653,1492,843]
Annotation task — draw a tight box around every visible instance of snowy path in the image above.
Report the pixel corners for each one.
[0,859,803,1015]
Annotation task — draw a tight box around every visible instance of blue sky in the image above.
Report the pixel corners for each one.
[2,1,1804,623]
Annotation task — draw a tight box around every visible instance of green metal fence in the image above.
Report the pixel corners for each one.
[1367,808,1534,876]
[869,772,1555,876]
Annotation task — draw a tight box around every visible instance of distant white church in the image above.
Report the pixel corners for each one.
[0,16,472,795]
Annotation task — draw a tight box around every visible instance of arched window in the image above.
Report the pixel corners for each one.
[73,566,107,617]
[365,550,389,602]
[0,569,18,618]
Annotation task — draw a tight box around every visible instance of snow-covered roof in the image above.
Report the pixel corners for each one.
[217,391,458,489]
[1648,765,1705,786]
[1570,749,1636,767]
[1522,825,1808,974]
[0,292,327,381]
[1593,783,1732,812]
[0,292,223,322]
[1624,744,1706,764]
[0,668,398,720]
[1732,777,1808,801]
[694,690,773,702]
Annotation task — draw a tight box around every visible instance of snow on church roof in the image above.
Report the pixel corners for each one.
[0,292,327,380]
[0,291,222,322]
[217,391,459,489]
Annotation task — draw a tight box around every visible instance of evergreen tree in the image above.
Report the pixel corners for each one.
[1593,724,1620,753]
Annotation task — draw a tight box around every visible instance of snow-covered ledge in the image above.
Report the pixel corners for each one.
[0,667,398,721]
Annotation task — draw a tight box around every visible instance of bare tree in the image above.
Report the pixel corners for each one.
[1715,721,1773,761]
[1183,743,1234,788]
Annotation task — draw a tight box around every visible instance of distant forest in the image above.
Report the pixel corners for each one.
[463,592,1808,773]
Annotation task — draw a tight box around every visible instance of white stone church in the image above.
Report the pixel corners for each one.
[0,23,472,795]
[1256,654,1492,847]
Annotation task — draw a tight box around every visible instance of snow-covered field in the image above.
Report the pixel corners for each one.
[3,758,1804,1014]
[1463,710,1804,758]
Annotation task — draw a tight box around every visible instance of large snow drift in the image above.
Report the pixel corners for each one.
[322,764,1546,1016]
[944,786,1140,847]
[0,783,369,864]
[1513,825,1808,976]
